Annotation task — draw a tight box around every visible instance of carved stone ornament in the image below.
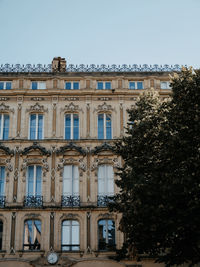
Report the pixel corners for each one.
[0,102,14,113]
[0,144,14,155]
[0,158,13,179]
[22,142,50,156]
[21,158,49,179]
[60,213,79,220]
[26,102,48,113]
[56,142,86,156]
[92,142,116,155]
[98,213,114,219]
[57,158,86,177]
[94,102,115,112]
[60,102,83,113]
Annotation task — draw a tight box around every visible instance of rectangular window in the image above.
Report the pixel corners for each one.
[0,82,12,90]
[29,114,43,140]
[160,81,171,89]
[98,114,112,139]
[98,165,114,196]
[62,220,80,251]
[65,114,79,140]
[129,81,143,89]
[31,81,46,90]
[24,220,41,250]
[27,165,42,196]
[0,114,9,140]
[65,81,79,90]
[97,81,111,90]
[63,165,79,196]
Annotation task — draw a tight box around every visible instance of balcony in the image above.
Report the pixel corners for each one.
[24,195,43,207]
[0,196,5,208]
[61,195,80,207]
[97,195,113,207]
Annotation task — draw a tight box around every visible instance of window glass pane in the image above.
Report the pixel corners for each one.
[73,82,79,90]
[108,220,115,246]
[72,166,79,195]
[0,115,1,138]
[24,220,41,250]
[105,82,111,89]
[129,82,135,89]
[33,220,41,248]
[6,82,12,90]
[0,83,3,90]
[30,114,36,139]
[3,115,9,140]
[72,223,79,250]
[32,82,37,90]
[65,82,71,90]
[38,82,46,89]
[65,114,71,140]
[63,165,72,195]
[62,223,70,248]
[106,115,112,139]
[97,82,103,90]
[38,115,43,140]
[73,114,79,140]
[98,165,105,194]
[27,166,34,195]
[98,114,104,139]
[137,82,143,89]
[107,165,114,195]
[36,166,42,195]
[0,167,5,196]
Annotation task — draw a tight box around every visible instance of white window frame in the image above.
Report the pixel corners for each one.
[31,81,46,90]
[63,165,79,196]
[97,81,112,90]
[0,81,12,90]
[65,81,80,90]
[98,113,112,139]
[129,81,144,89]
[160,81,171,89]
[26,165,42,196]
[61,220,80,251]
[64,113,79,140]
[29,114,44,140]
[0,114,9,140]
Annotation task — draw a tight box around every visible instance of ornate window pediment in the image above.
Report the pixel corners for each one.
[92,142,116,155]
[0,103,14,113]
[0,144,14,156]
[61,102,83,113]
[94,102,115,112]
[21,158,49,179]
[22,143,50,156]
[26,102,48,113]
[56,142,86,156]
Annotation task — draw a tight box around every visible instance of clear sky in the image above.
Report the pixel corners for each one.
[0,0,200,67]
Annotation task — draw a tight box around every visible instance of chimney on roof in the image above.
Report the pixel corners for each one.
[52,57,66,72]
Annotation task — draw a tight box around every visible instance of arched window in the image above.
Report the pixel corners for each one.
[0,220,3,250]
[98,113,112,139]
[98,219,115,251]
[62,220,79,251]
[97,165,114,206]
[23,220,41,250]
[29,114,43,140]
[25,165,42,207]
[65,114,79,140]
[0,114,9,140]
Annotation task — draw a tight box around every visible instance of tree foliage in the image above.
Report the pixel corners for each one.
[110,68,200,266]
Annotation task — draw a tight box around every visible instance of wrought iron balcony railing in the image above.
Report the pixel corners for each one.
[0,196,5,208]
[61,195,80,207]
[23,243,41,251]
[24,195,43,207]
[61,244,80,251]
[97,195,114,207]
[98,241,116,251]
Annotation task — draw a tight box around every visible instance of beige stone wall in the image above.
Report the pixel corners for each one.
[0,71,171,266]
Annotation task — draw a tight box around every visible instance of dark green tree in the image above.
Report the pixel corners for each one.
[110,68,200,266]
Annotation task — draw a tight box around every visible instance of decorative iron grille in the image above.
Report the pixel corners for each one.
[0,196,5,208]
[23,243,40,251]
[0,63,183,73]
[24,195,43,207]
[97,195,113,207]
[61,195,80,207]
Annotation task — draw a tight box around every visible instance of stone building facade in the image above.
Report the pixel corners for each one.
[0,58,177,267]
